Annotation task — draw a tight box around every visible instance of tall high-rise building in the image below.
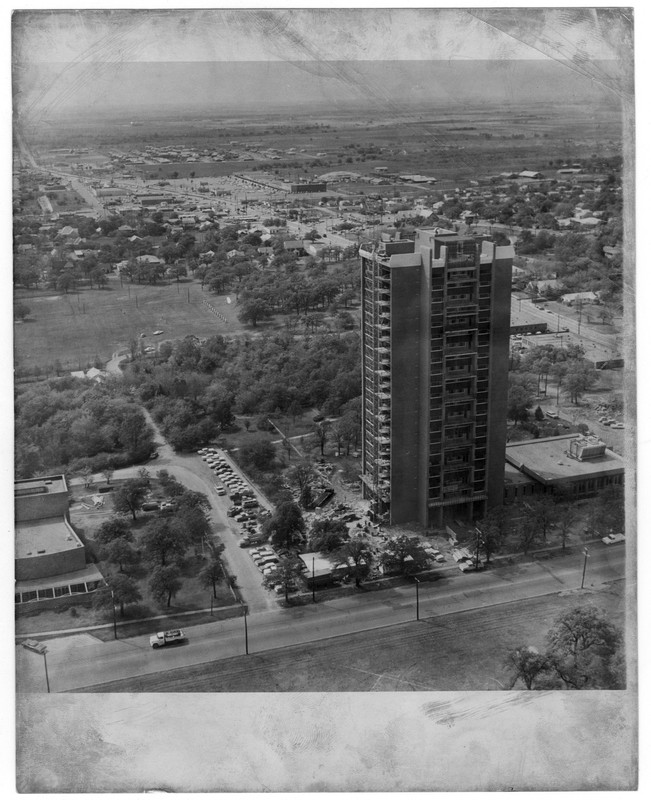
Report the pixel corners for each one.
[360,228,513,526]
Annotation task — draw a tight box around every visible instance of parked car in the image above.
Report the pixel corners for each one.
[274,583,297,594]
[216,487,227,496]
[251,546,274,556]
[150,629,186,648]
[602,533,625,545]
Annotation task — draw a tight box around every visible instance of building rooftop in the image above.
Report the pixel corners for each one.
[503,462,539,487]
[15,517,83,559]
[14,475,68,498]
[505,434,625,485]
[299,552,337,578]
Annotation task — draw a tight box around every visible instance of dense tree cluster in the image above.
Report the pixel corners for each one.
[122,329,361,451]
[507,342,599,430]
[15,376,155,477]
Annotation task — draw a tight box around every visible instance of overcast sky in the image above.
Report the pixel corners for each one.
[13,7,627,64]
[12,7,631,122]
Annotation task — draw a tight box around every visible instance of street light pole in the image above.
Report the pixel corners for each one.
[42,649,50,694]
[414,577,420,621]
[581,546,590,589]
[243,606,249,655]
[312,557,316,603]
[110,590,117,640]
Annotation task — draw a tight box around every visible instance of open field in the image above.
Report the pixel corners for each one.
[28,101,622,194]
[14,275,246,372]
[75,578,626,692]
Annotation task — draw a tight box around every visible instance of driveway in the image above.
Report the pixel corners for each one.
[79,408,277,613]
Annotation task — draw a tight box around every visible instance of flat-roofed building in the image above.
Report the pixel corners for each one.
[360,228,513,526]
[504,434,625,499]
[14,475,105,605]
[15,475,70,522]
[16,517,86,581]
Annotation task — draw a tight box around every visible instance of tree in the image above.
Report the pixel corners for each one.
[534,405,545,422]
[564,362,598,404]
[331,537,374,587]
[198,558,224,599]
[141,519,189,566]
[263,501,306,550]
[475,507,509,564]
[116,407,154,458]
[262,556,305,602]
[79,466,94,489]
[239,438,277,472]
[308,518,348,553]
[507,384,533,427]
[149,564,183,607]
[237,296,271,328]
[380,535,428,576]
[113,478,148,521]
[287,463,316,510]
[557,506,577,551]
[517,517,540,555]
[504,646,553,690]
[104,537,139,573]
[313,420,330,456]
[596,484,625,533]
[545,605,624,689]
[176,505,213,553]
[524,497,558,544]
[14,301,31,320]
[102,465,115,484]
[93,574,142,617]
[95,516,133,546]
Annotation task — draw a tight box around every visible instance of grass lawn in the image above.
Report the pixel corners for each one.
[223,413,319,451]
[76,578,626,692]
[14,274,246,372]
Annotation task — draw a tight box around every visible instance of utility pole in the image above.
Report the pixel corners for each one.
[110,590,118,639]
[42,649,50,693]
[414,577,420,621]
[581,546,590,589]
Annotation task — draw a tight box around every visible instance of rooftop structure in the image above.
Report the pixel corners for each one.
[504,434,624,498]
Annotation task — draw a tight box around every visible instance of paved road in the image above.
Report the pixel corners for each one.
[16,545,626,692]
[103,355,277,611]
[139,411,278,614]
[511,296,620,355]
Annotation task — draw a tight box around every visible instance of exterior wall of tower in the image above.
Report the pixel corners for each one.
[387,265,422,524]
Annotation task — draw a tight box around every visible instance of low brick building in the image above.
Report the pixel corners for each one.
[15,476,104,605]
